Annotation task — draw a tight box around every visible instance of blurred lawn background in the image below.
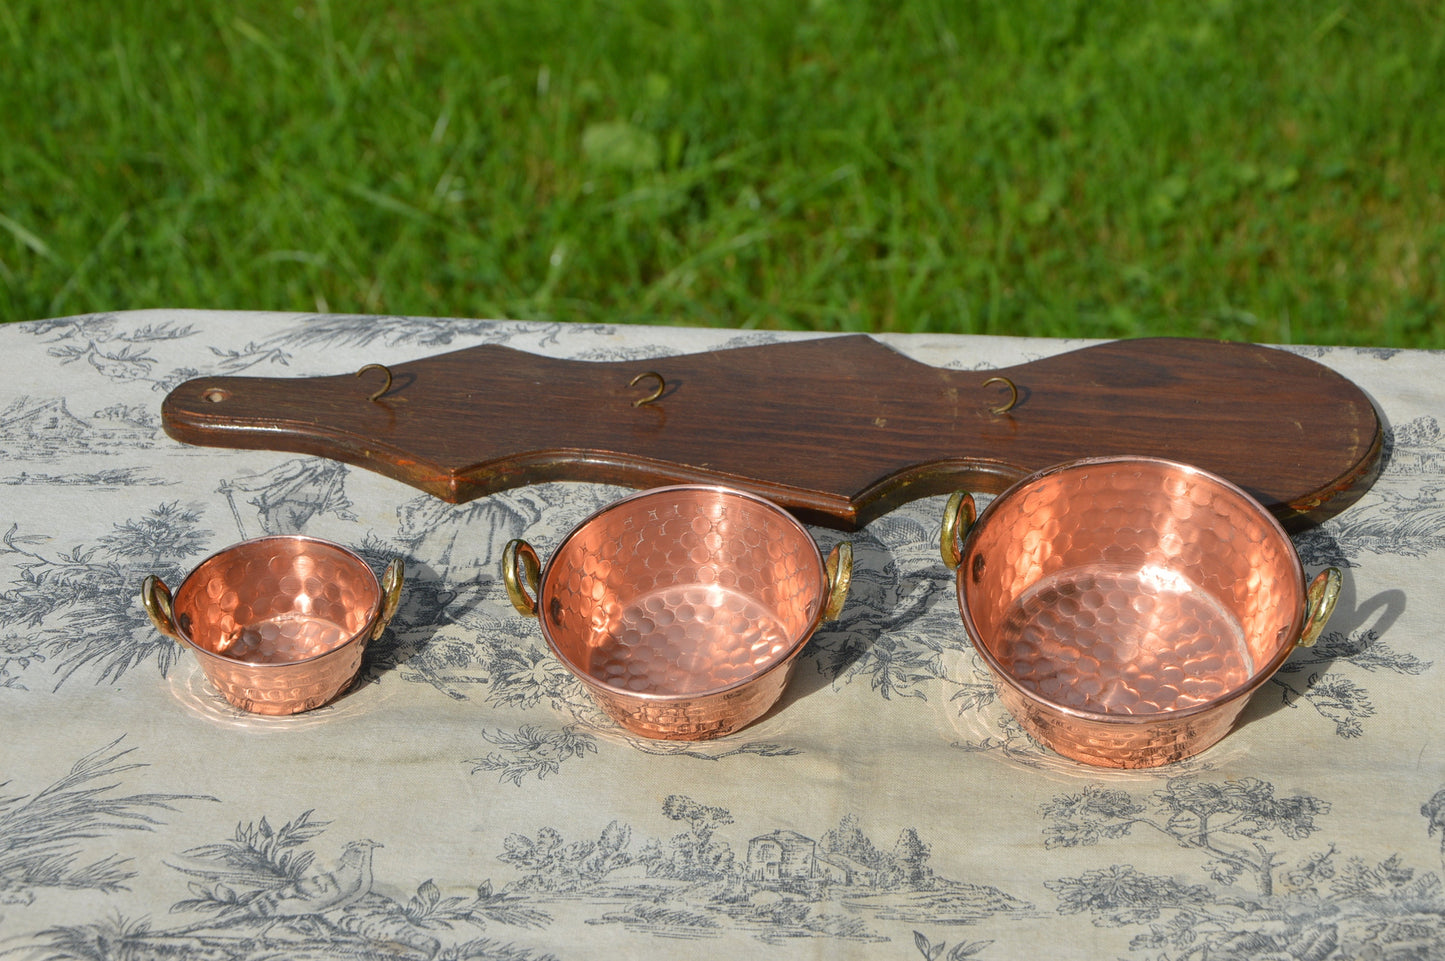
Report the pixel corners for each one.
[1,0,1441,345]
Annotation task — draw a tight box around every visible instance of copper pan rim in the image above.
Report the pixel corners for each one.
[956,455,1310,726]
[170,535,384,669]
[534,484,829,702]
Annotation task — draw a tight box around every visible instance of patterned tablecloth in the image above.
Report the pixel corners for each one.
[1,310,1441,961]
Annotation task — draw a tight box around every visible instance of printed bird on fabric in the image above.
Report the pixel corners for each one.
[246,839,382,925]
[171,836,383,938]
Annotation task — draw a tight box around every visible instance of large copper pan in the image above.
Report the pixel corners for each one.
[942,456,1340,768]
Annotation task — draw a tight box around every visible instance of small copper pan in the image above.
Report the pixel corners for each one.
[142,536,403,715]
[941,456,1340,768]
[503,485,851,740]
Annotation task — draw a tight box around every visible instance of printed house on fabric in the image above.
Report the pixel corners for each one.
[2,399,143,454]
[747,830,880,886]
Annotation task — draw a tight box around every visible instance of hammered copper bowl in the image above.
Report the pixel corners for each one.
[142,536,403,715]
[941,456,1340,768]
[503,485,851,740]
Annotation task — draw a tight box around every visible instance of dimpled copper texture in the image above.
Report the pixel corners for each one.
[537,486,830,739]
[956,457,1309,768]
[170,536,384,715]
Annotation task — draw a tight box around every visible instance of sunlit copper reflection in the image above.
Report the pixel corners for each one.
[952,457,1334,768]
[524,486,849,740]
[150,536,396,715]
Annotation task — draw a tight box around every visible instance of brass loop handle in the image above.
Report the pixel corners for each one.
[372,558,406,640]
[629,371,665,407]
[940,491,978,571]
[821,541,853,623]
[140,575,181,642]
[502,539,542,617]
[1298,567,1342,648]
[983,376,1019,415]
[356,363,394,402]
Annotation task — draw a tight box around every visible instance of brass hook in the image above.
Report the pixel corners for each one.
[628,371,665,407]
[983,375,1019,415]
[356,363,393,402]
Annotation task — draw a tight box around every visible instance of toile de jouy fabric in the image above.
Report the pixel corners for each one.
[0,309,1441,961]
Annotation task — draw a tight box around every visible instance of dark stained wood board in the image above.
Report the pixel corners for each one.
[160,336,1382,531]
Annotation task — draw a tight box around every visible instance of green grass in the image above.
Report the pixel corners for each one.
[2,0,1443,346]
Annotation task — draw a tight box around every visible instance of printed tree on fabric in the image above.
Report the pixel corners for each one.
[0,503,212,687]
[1040,776,1445,959]
[0,738,209,903]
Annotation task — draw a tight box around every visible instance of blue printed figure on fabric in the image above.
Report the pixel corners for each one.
[219,458,357,538]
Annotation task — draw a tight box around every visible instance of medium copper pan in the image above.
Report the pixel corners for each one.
[504,485,851,740]
[942,456,1340,768]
